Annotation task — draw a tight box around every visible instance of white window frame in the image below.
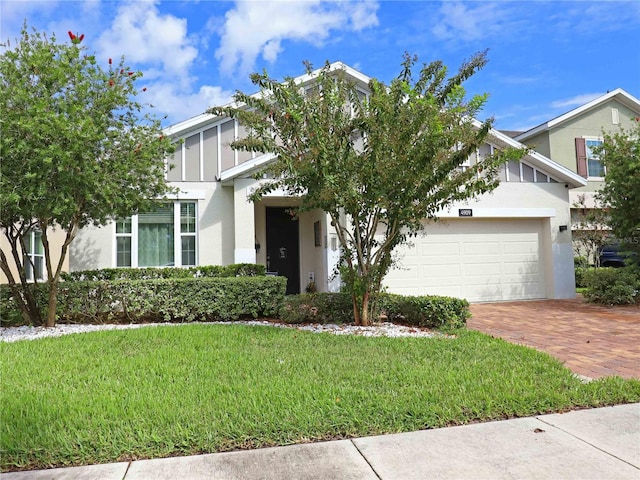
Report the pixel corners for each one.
[114,201,198,268]
[178,202,197,267]
[584,136,605,180]
[23,230,45,282]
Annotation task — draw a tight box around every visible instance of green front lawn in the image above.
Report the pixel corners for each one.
[2,324,639,471]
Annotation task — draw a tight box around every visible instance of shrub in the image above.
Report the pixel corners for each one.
[574,267,593,289]
[574,256,590,268]
[380,294,470,330]
[582,266,640,305]
[60,263,266,282]
[279,292,470,329]
[279,293,354,324]
[1,276,286,326]
[0,284,50,327]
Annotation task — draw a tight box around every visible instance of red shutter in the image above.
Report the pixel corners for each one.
[575,138,587,178]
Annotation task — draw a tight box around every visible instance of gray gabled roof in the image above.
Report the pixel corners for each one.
[168,62,587,189]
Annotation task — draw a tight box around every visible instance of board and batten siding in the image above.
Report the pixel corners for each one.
[166,126,560,186]
[167,118,258,182]
[466,143,559,184]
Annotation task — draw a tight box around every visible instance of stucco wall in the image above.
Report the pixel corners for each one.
[70,182,236,271]
[522,131,551,159]
[299,209,327,293]
[548,99,638,193]
[1,226,69,284]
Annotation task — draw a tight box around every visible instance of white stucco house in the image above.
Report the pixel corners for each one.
[70,62,587,302]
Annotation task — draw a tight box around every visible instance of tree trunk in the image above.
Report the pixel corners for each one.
[45,280,59,328]
[0,237,44,326]
[360,290,371,326]
[352,288,372,326]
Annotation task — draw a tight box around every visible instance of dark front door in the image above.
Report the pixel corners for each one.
[266,207,300,294]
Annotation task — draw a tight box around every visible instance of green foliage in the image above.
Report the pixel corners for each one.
[574,266,592,289]
[2,326,639,471]
[1,276,286,325]
[0,24,175,326]
[279,293,354,324]
[278,292,469,329]
[380,294,470,330]
[574,256,590,268]
[594,119,640,241]
[571,194,611,266]
[61,263,266,281]
[582,266,639,305]
[209,53,526,325]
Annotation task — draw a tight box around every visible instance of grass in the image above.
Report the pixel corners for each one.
[2,324,639,471]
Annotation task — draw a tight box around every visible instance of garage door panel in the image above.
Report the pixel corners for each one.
[464,263,501,277]
[414,255,463,266]
[502,262,539,275]
[502,253,539,262]
[418,285,464,297]
[390,285,464,297]
[421,265,462,277]
[463,255,502,265]
[463,244,500,255]
[503,241,538,254]
[391,265,419,278]
[421,242,459,255]
[384,219,546,302]
[422,277,465,287]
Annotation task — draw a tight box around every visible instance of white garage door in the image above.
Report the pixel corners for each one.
[384,219,546,302]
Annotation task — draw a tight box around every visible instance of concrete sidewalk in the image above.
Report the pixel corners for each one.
[4,403,639,480]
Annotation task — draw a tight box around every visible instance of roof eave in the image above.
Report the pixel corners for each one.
[479,120,587,188]
[219,153,277,186]
[516,88,640,142]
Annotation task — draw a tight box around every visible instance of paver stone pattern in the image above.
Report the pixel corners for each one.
[468,298,640,379]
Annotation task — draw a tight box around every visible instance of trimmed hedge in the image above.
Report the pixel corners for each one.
[582,266,640,305]
[60,263,266,282]
[279,293,354,324]
[279,292,470,329]
[381,294,470,329]
[574,267,591,289]
[1,276,286,326]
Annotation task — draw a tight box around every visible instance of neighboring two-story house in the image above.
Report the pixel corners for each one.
[68,62,587,302]
[514,89,640,259]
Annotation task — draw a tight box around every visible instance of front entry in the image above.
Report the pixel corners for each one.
[266,207,300,294]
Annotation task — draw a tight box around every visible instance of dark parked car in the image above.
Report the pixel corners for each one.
[599,243,639,267]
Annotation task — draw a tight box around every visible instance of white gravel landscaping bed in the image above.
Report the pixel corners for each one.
[1,320,448,343]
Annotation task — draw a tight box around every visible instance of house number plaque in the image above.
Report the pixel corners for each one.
[458,209,473,217]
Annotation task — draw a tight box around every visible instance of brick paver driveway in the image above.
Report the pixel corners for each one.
[468,297,640,379]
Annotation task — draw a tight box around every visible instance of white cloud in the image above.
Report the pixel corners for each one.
[96,0,198,78]
[92,0,227,123]
[1,0,60,24]
[551,93,604,109]
[215,0,379,75]
[432,2,507,42]
[0,0,63,44]
[145,82,234,124]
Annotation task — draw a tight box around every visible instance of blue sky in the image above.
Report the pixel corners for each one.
[2,0,639,131]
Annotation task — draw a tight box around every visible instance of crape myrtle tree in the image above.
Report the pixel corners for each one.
[0,25,175,327]
[571,194,610,267]
[594,117,640,246]
[211,52,526,326]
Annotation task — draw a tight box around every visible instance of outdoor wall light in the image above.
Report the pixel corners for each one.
[255,242,261,252]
